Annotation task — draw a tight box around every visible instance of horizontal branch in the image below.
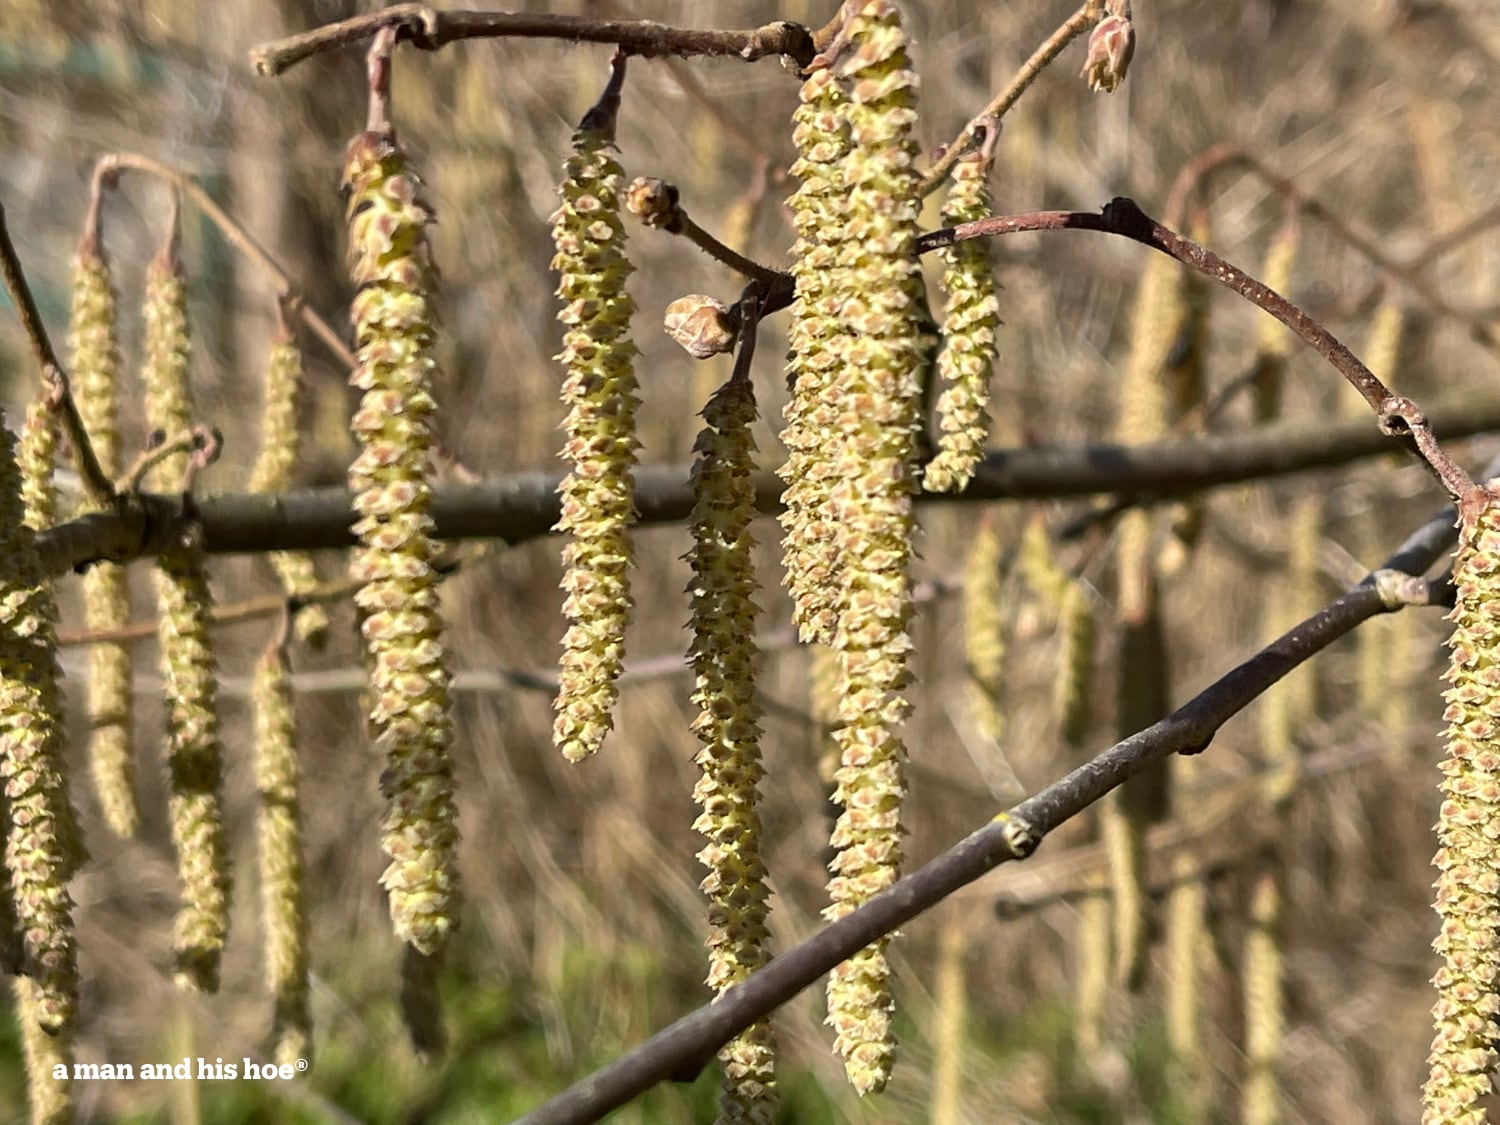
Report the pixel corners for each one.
[250,6,816,77]
[510,471,1464,1125]
[33,387,1500,577]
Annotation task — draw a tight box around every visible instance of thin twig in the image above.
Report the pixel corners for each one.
[0,201,115,506]
[250,6,817,77]
[94,153,355,372]
[919,0,1105,197]
[509,484,1461,1125]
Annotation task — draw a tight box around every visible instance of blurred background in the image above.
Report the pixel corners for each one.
[1,0,1499,1121]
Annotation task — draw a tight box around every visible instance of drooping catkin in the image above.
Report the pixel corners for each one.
[344,125,460,957]
[1422,486,1500,1123]
[251,639,310,1066]
[70,233,138,839]
[550,56,640,763]
[15,978,72,1125]
[144,231,231,992]
[1242,869,1284,1125]
[1261,493,1322,784]
[820,2,927,1095]
[249,317,329,647]
[1054,577,1096,750]
[963,508,1007,745]
[1074,892,1112,1055]
[18,391,58,531]
[929,921,969,1125]
[1251,219,1299,424]
[687,373,777,1125]
[922,140,1001,493]
[0,414,84,1045]
[780,64,853,647]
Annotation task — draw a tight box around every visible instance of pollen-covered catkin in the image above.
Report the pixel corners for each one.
[344,129,460,956]
[69,236,138,839]
[18,391,57,531]
[143,235,231,992]
[819,1,927,1095]
[550,59,641,762]
[780,64,852,647]
[922,144,1001,493]
[687,375,777,1125]
[252,641,310,1066]
[1243,869,1284,1125]
[1422,486,1500,1123]
[1251,220,1298,424]
[0,413,84,1044]
[250,322,329,647]
[963,509,1007,745]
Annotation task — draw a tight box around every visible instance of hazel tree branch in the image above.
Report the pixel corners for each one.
[31,386,1500,577]
[249,6,817,77]
[509,480,1464,1125]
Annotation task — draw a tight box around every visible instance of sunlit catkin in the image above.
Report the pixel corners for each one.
[144,232,231,992]
[249,318,329,647]
[550,56,640,762]
[16,978,72,1125]
[344,125,460,956]
[922,142,1001,493]
[780,64,852,647]
[821,1,926,1095]
[1055,577,1096,749]
[687,374,777,1125]
[1422,486,1500,1123]
[18,391,57,531]
[252,641,310,1066]
[1243,869,1284,1125]
[0,415,84,1043]
[70,232,138,839]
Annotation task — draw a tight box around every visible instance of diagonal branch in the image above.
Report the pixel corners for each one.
[249,6,817,77]
[508,476,1464,1125]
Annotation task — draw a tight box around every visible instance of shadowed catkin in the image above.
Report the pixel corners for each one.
[1074,892,1112,1055]
[143,231,232,992]
[344,124,460,956]
[1055,577,1096,749]
[780,64,853,647]
[687,372,777,1125]
[963,509,1007,745]
[250,317,329,647]
[929,921,969,1125]
[550,56,640,762]
[1251,219,1298,424]
[1422,485,1500,1123]
[251,640,310,1066]
[819,1,927,1095]
[922,140,1001,493]
[0,413,84,1048]
[69,232,138,839]
[18,391,57,531]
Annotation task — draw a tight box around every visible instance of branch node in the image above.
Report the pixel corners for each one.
[993,812,1040,859]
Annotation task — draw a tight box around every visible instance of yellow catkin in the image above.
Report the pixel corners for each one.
[687,375,777,1125]
[929,921,968,1125]
[1262,493,1322,786]
[1055,577,1096,750]
[344,127,461,956]
[1251,220,1299,424]
[18,391,57,532]
[1422,487,1500,1123]
[780,64,854,647]
[251,641,311,1066]
[549,59,640,762]
[249,321,330,647]
[963,509,1007,745]
[1243,869,1284,1125]
[1074,892,1112,1054]
[820,2,927,1095]
[143,236,231,992]
[70,237,138,839]
[0,414,84,1048]
[15,978,72,1125]
[922,143,1001,493]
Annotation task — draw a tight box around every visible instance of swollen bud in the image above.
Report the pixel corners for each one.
[665,295,737,360]
[1082,11,1135,94]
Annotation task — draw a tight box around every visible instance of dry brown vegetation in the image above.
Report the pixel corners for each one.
[2,1,1500,1123]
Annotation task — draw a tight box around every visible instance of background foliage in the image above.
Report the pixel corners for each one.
[1,1,1498,1121]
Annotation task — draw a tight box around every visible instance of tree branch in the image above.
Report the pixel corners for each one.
[508,489,1462,1125]
[32,386,1500,576]
[249,6,817,77]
